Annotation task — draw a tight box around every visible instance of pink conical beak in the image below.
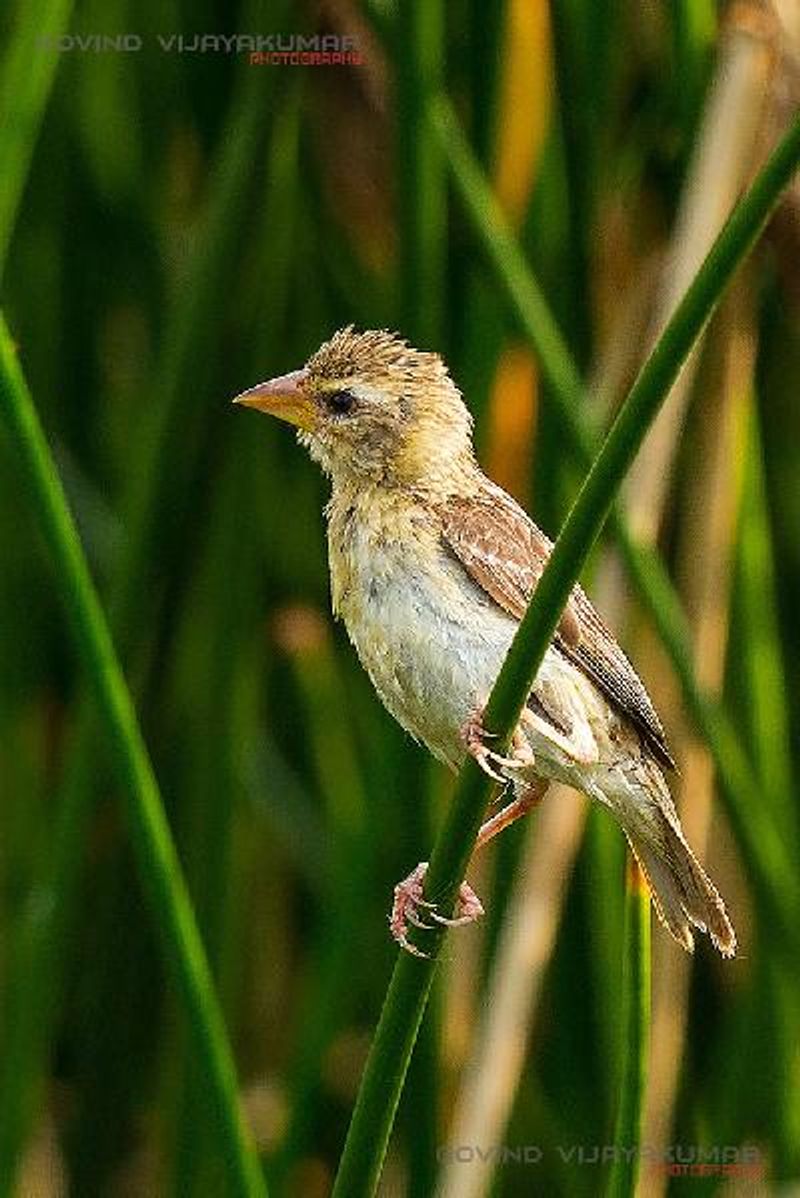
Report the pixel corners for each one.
[232,368,315,430]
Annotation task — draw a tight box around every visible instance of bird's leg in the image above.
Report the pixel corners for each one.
[389,862,485,958]
[460,703,535,782]
[389,780,548,956]
[476,779,549,847]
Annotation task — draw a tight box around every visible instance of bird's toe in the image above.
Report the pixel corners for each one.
[428,882,484,928]
[389,864,484,952]
[390,862,433,956]
[461,705,535,779]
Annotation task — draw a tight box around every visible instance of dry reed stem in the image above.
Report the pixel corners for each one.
[435,789,586,1198]
[625,8,774,539]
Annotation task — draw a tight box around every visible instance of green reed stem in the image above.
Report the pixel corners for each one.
[607,858,651,1198]
[331,109,800,1198]
[431,92,800,944]
[0,318,266,1198]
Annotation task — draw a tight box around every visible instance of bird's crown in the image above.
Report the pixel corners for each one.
[307,326,449,393]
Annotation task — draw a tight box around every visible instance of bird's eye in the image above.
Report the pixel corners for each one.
[325,389,356,417]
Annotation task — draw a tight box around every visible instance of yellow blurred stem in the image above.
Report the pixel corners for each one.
[492,0,552,226]
[486,346,538,501]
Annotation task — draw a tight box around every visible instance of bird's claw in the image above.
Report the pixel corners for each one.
[390,862,484,956]
[426,886,485,928]
[461,706,534,781]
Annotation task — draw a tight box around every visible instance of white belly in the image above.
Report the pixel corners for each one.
[341,544,511,767]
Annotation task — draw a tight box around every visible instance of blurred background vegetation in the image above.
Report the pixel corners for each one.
[1,0,800,1195]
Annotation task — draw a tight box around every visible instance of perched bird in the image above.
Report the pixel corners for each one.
[234,327,736,958]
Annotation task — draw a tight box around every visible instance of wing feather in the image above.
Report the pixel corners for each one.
[438,484,675,770]
[438,488,581,645]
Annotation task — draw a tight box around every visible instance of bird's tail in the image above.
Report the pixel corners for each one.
[607,766,737,958]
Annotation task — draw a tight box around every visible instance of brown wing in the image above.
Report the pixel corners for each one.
[438,484,675,771]
[438,487,581,646]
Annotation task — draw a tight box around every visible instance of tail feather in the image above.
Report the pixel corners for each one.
[625,818,736,957]
[604,766,737,958]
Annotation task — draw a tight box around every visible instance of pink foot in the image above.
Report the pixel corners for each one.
[389,862,485,957]
[461,706,535,782]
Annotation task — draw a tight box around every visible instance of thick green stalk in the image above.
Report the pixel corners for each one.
[607,859,651,1198]
[0,318,266,1198]
[331,115,800,1198]
[431,92,800,940]
[0,0,73,281]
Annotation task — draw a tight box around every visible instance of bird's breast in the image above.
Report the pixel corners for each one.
[326,500,517,767]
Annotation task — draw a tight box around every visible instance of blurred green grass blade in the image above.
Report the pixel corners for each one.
[71,0,142,201]
[0,0,73,282]
[769,962,800,1171]
[0,317,266,1197]
[0,734,87,1194]
[241,730,327,885]
[728,397,800,1172]
[430,95,585,418]
[736,402,795,839]
[396,0,446,344]
[0,34,281,1188]
[607,859,650,1198]
[168,447,261,1197]
[332,115,800,1198]
[549,0,595,365]
[671,0,716,135]
[117,61,279,631]
[268,632,373,1187]
[468,0,506,166]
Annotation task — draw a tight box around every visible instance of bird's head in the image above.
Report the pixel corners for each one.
[233,327,476,491]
